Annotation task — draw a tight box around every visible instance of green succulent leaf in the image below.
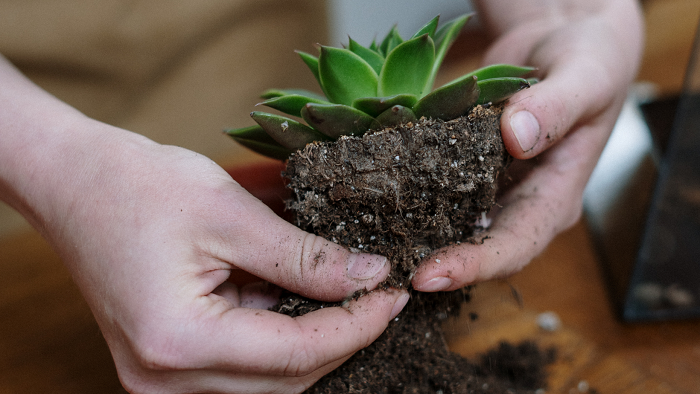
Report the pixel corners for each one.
[378,27,393,55]
[469,64,536,81]
[445,64,536,87]
[225,124,279,145]
[296,51,321,85]
[236,140,294,161]
[259,94,331,117]
[260,88,326,101]
[369,39,380,53]
[351,94,418,118]
[379,34,435,98]
[379,26,403,56]
[441,64,535,96]
[413,75,479,120]
[318,46,378,106]
[348,37,385,75]
[375,105,418,128]
[476,77,531,105]
[434,14,470,51]
[301,103,380,139]
[425,14,471,93]
[226,12,538,162]
[250,111,329,150]
[225,125,294,160]
[411,15,440,39]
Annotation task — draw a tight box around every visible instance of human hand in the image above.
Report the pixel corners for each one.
[56,132,409,393]
[412,0,644,291]
[0,58,408,392]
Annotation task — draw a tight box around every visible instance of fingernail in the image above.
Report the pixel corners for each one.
[390,293,410,319]
[510,110,540,152]
[347,253,388,280]
[415,277,453,292]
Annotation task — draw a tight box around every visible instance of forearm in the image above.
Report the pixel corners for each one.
[0,56,72,229]
[0,55,150,241]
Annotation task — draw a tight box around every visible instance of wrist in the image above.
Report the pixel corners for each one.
[0,57,153,241]
[0,80,79,232]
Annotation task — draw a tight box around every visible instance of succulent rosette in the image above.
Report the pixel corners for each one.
[227,14,534,160]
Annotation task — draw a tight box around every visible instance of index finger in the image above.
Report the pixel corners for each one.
[176,288,408,376]
[501,30,620,160]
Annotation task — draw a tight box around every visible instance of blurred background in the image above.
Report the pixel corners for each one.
[327,0,472,46]
[1,0,700,392]
[0,0,473,240]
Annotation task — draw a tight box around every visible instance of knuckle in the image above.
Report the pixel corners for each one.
[286,232,316,289]
[454,255,480,286]
[116,356,173,394]
[290,232,346,291]
[130,331,188,372]
[118,373,158,394]
[546,95,569,141]
[283,338,322,377]
[110,324,195,394]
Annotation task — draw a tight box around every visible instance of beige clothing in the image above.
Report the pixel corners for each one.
[0,0,328,237]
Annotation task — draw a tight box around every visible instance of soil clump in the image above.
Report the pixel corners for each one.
[275,104,555,392]
[285,105,508,287]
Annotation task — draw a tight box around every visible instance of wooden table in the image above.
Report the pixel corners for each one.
[447,221,700,394]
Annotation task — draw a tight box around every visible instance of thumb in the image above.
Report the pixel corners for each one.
[497,21,635,161]
[500,57,612,161]
[226,194,391,301]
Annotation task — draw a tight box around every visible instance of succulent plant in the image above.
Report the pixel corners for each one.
[227,14,533,160]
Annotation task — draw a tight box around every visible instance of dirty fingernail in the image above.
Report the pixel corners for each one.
[510,110,540,152]
[415,277,453,292]
[347,253,388,280]
[390,293,410,319]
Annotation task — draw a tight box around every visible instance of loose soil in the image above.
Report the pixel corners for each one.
[275,289,555,394]
[275,104,555,393]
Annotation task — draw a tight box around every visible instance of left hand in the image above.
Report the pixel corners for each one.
[0,52,408,393]
[412,0,645,291]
